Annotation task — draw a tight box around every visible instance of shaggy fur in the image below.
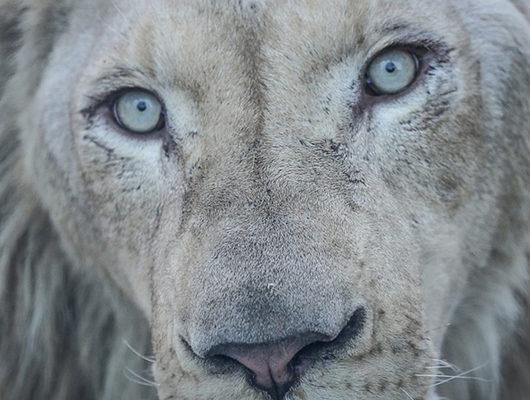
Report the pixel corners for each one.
[0,1,528,400]
[0,4,156,400]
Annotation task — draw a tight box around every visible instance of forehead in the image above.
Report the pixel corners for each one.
[90,0,462,86]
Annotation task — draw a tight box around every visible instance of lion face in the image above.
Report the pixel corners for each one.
[19,0,529,399]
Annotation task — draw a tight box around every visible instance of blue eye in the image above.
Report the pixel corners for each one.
[366,49,419,95]
[113,89,165,134]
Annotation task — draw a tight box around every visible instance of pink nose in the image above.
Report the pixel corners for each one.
[212,337,322,398]
[200,307,369,398]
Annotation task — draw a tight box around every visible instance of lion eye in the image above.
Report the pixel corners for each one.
[366,48,419,95]
[113,89,164,134]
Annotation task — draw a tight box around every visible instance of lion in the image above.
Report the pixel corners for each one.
[0,0,528,399]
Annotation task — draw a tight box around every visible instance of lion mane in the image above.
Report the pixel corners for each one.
[0,1,528,400]
[0,4,156,399]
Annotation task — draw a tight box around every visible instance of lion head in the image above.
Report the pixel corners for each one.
[0,0,529,399]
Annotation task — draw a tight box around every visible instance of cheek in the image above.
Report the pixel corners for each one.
[74,136,168,311]
[419,218,471,349]
[78,133,157,228]
[46,106,186,314]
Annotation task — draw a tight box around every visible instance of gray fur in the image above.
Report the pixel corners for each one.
[0,0,529,399]
[0,2,156,400]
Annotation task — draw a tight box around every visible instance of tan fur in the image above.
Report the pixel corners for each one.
[0,0,529,399]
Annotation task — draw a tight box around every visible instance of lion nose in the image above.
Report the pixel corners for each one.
[204,307,368,399]
[210,337,320,398]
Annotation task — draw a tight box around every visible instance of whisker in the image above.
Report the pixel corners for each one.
[418,373,489,382]
[124,374,153,387]
[400,388,415,399]
[426,323,452,334]
[431,358,460,372]
[428,364,490,388]
[425,366,454,370]
[124,367,160,387]
[124,339,156,363]
[123,370,158,388]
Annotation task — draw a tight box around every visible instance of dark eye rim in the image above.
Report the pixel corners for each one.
[363,45,427,98]
[110,88,166,135]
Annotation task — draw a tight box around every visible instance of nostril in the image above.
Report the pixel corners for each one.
[294,306,368,363]
[331,306,368,347]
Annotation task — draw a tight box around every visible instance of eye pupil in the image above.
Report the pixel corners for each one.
[136,101,148,112]
[385,62,397,73]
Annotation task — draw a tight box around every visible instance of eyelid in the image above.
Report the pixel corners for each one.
[81,86,165,122]
[368,28,449,55]
[361,30,452,76]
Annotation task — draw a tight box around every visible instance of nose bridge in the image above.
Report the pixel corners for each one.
[191,90,341,224]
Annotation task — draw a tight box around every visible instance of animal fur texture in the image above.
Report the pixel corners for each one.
[0,1,528,399]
